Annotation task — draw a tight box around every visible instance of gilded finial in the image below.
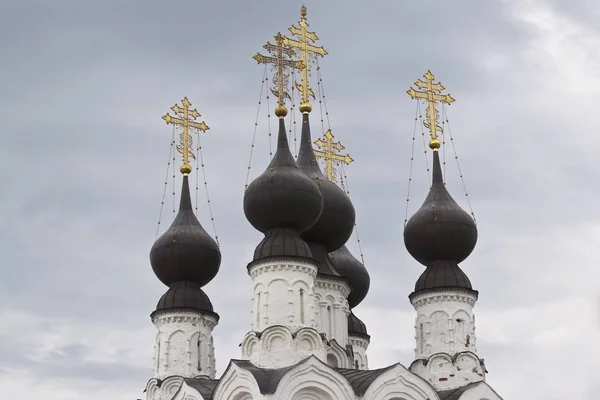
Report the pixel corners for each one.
[407,70,455,151]
[283,6,328,114]
[313,129,354,181]
[253,33,305,118]
[162,97,209,175]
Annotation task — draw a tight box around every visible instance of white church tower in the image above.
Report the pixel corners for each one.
[404,71,488,393]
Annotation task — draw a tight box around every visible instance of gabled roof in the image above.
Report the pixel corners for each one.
[334,365,396,396]
[184,377,219,400]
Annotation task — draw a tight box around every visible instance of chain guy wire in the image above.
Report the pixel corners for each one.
[266,70,273,159]
[196,130,220,246]
[315,59,366,264]
[338,162,365,265]
[417,101,432,189]
[245,65,268,189]
[441,103,477,224]
[404,102,420,228]
[155,126,176,240]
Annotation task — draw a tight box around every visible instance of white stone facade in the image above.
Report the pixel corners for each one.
[313,276,351,346]
[349,335,369,370]
[152,309,218,380]
[248,259,319,332]
[411,289,478,359]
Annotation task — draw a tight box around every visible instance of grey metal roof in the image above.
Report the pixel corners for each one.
[184,377,219,400]
[334,365,396,396]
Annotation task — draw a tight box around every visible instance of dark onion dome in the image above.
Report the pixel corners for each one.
[244,118,323,235]
[152,281,219,320]
[297,113,355,252]
[404,150,477,294]
[413,260,474,292]
[252,228,312,262]
[348,311,370,340]
[150,176,221,287]
[330,245,370,308]
[309,242,342,277]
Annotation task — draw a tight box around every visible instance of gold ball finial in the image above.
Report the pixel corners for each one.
[180,164,192,175]
[275,105,288,117]
[299,102,312,114]
[429,139,441,150]
[301,5,307,17]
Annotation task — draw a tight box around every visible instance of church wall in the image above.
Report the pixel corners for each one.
[313,277,350,346]
[152,310,218,379]
[248,259,318,332]
[348,335,369,370]
[410,290,478,359]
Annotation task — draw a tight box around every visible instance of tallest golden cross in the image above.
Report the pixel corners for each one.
[283,5,328,114]
[407,70,455,151]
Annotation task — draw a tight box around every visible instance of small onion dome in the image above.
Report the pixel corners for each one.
[150,176,221,287]
[244,118,323,234]
[152,281,219,321]
[404,150,477,267]
[252,228,312,262]
[309,242,342,277]
[330,245,370,308]
[348,311,370,340]
[413,260,474,292]
[297,114,355,252]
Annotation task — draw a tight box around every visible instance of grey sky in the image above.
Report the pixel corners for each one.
[1,0,599,399]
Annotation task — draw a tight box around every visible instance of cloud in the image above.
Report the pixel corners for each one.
[0,0,599,399]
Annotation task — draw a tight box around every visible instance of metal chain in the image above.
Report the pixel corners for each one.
[196,131,220,246]
[404,103,420,228]
[442,103,477,224]
[245,66,268,189]
[155,127,176,240]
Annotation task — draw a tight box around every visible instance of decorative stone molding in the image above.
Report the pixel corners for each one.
[409,351,486,392]
[241,325,327,368]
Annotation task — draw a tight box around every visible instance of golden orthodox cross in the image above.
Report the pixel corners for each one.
[407,70,455,151]
[313,129,354,182]
[283,5,328,113]
[253,33,305,116]
[162,97,209,175]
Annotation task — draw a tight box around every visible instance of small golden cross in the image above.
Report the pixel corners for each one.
[313,129,354,182]
[162,97,209,175]
[407,70,455,151]
[253,33,305,117]
[283,5,328,113]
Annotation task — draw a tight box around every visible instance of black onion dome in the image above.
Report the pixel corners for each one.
[153,281,219,320]
[252,228,312,262]
[244,118,323,234]
[297,114,355,252]
[404,150,477,267]
[150,176,221,287]
[414,260,473,292]
[330,245,370,308]
[348,312,370,339]
[309,242,341,277]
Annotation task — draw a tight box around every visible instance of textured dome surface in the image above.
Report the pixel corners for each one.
[297,114,355,252]
[154,281,217,317]
[330,245,370,308]
[413,260,473,292]
[252,228,312,261]
[309,242,341,277]
[348,312,369,339]
[244,118,323,234]
[150,176,221,287]
[404,151,477,266]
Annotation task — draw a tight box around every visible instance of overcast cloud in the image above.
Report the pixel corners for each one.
[1,0,599,399]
